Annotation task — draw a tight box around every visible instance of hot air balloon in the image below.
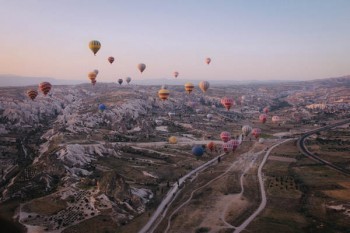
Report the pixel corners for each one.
[207,114,213,121]
[199,81,210,93]
[168,112,176,118]
[126,77,131,84]
[207,142,216,152]
[138,63,146,73]
[205,57,211,65]
[173,71,179,78]
[229,139,239,151]
[252,128,261,139]
[222,142,233,153]
[118,79,123,85]
[108,57,115,64]
[39,82,52,96]
[221,97,234,111]
[88,71,97,81]
[161,84,168,90]
[158,89,170,101]
[93,69,99,75]
[220,131,231,142]
[263,107,269,114]
[155,119,163,125]
[169,136,177,144]
[184,82,194,94]
[192,146,204,157]
[91,79,96,86]
[258,138,265,144]
[272,116,280,123]
[259,114,267,124]
[89,40,101,55]
[98,104,106,112]
[27,89,38,100]
[242,125,252,136]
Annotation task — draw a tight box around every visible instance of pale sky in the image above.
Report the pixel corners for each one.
[0,0,349,82]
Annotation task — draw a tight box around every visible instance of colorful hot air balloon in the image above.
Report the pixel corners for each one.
[27,89,38,100]
[272,116,280,123]
[229,139,239,151]
[168,136,177,144]
[39,82,52,96]
[242,125,252,136]
[220,131,231,142]
[108,57,115,64]
[221,97,234,111]
[222,142,233,153]
[192,146,204,157]
[207,114,213,121]
[252,128,261,139]
[259,138,265,144]
[184,82,194,94]
[259,114,267,124]
[263,107,269,114]
[118,79,123,85]
[207,142,216,152]
[158,88,170,101]
[199,81,210,93]
[89,40,101,55]
[126,77,131,84]
[93,69,99,75]
[205,57,211,65]
[138,63,146,73]
[173,71,179,78]
[98,104,106,112]
[88,71,97,81]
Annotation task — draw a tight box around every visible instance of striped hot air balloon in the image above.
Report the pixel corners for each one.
[39,82,52,96]
[229,139,240,151]
[222,142,233,153]
[242,125,252,136]
[89,40,101,55]
[184,82,194,94]
[158,88,170,101]
[27,89,38,100]
[199,81,210,93]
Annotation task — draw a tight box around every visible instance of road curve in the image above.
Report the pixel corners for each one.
[297,119,350,175]
[234,138,294,233]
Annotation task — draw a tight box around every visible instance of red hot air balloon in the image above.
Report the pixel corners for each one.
[252,128,261,139]
[259,114,267,124]
[221,97,234,111]
[207,142,216,152]
[108,56,115,64]
[263,107,269,114]
[229,139,239,151]
[222,142,233,153]
[173,71,179,78]
[220,131,231,142]
[27,89,38,100]
[39,82,52,96]
[272,116,280,123]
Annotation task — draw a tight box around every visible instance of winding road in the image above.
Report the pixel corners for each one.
[297,118,350,175]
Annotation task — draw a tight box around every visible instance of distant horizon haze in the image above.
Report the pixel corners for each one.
[1,1,349,82]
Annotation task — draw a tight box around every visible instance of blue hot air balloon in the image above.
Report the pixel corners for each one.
[98,104,106,112]
[192,146,204,157]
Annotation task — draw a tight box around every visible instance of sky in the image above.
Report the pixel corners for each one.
[0,0,350,82]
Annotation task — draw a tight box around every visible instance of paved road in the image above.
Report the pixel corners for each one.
[297,118,350,175]
[233,139,294,233]
[138,152,226,233]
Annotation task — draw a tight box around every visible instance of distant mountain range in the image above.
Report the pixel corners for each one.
[0,74,349,87]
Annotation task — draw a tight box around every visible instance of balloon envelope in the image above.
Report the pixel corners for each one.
[89,40,101,55]
[138,63,146,73]
[192,146,204,157]
[199,81,210,93]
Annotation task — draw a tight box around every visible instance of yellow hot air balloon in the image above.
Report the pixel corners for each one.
[168,136,177,144]
[89,40,101,55]
[158,88,170,101]
[88,71,97,81]
[184,82,194,94]
[199,81,210,93]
